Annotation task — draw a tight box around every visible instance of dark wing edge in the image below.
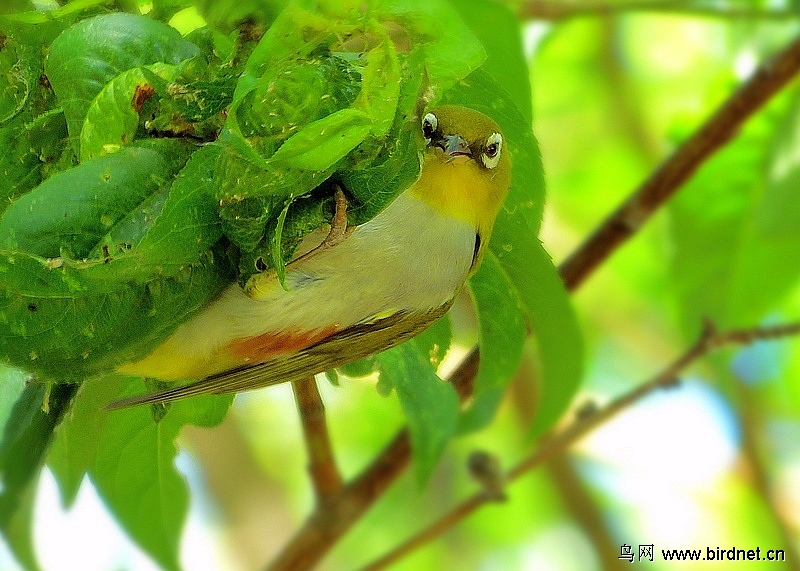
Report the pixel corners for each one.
[106,300,454,410]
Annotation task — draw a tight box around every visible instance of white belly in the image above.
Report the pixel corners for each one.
[123,191,476,377]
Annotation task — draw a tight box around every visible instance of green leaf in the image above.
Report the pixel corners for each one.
[0,144,229,381]
[523,242,584,436]
[413,314,452,371]
[194,0,287,32]
[353,37,401,138]
[0,252,230,382]
[379,0,485,97]
[449,0,532,125]
[0,113,45,214]
[377,342,459,485]
[0,0,110,25]
[0,372,30,568]
[235,52,361,144]
[0,383,78,571]
[0,146,181,261]
[73,376,232,571]
[343,121,422,223]
[84,143,224,281]
[50,373,231,511]
[669,88,800,330]
[0,1,34,16]
[461,254,526,431]
[235,3,336,97]
[337,355,378,379]
[0,481,38,571]
[48,379,126,507]
[80,64,179,161]
[0,366,26,430]
[45,13,199,151]
[269,108,372,170]
[441,69,582,433]
[0,37,61,211]
[0,33,35,125]
[269,197,293,288]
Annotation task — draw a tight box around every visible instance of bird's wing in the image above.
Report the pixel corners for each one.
[107,299,453,409]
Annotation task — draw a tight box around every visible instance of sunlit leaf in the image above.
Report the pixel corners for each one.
[45,13,199,151]
[269,108,371,170]
[353,37,401,138]
[0,383,78,570]
[376,343,459,485]
[0,142,232,380]
[80,64,178,161]
[461,254,526,431]
[441,69,582,433]
[379,0,485,98]
[449,0,532,125]
[669,89,800,330]
[64,376,232,571]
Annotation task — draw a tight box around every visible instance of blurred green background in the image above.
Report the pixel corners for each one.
[4,1,800,569]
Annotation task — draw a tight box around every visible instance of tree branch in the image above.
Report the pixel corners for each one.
[291,377,342,502]
[560,33,800,291]
[268,30,800,571]
[360,321,800,570]
[519,0,800,21]
[266,356,479,570]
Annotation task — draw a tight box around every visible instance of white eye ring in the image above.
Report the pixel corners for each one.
[422,112,438,142]
[481,132,503,169]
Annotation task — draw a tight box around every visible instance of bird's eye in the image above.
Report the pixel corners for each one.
[481,133,503,169]
[422,112,438,143]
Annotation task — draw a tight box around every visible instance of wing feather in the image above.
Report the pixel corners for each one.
[107,300,453,409]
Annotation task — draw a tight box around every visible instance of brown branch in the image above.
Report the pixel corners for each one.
[359,495,485,571]
[268,31,800,571]
[519,0,800,21]
[360,321,800,570]
[267,357,476,570]
[560,34,800,291]
[267,430,411,570]
[291,377,342,502]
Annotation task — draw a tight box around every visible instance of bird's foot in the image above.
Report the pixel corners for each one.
[320,185,350,250]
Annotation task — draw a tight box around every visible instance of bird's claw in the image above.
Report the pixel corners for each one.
[320,186,350,250]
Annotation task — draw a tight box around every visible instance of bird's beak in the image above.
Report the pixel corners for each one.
[443,134,472,159]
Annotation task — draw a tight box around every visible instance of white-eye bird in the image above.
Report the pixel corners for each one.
[113,105,511,407]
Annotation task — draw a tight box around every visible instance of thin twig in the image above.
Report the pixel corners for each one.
[560,34,800,291]
[360,321,800,570]
[520,0,800,21]
[268,30,800,571]
[291,377,342,502]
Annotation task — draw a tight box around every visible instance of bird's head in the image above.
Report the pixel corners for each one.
[410,105,512,247]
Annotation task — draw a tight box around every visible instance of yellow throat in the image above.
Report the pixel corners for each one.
[410,105,512,244]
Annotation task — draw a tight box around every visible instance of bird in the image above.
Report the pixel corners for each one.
[111,105,512,408]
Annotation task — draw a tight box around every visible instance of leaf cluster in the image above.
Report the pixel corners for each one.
[0,1,583,569]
